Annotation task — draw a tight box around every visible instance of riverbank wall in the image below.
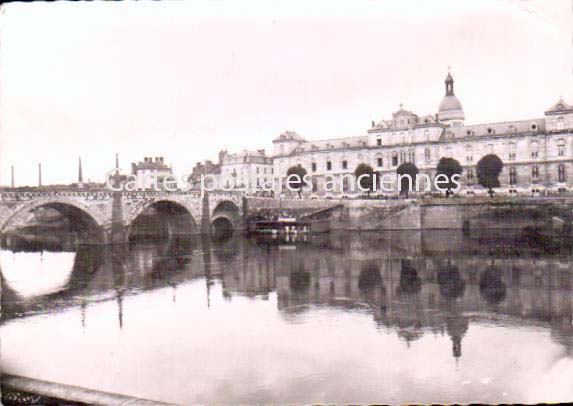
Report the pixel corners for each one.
[245,197,573,231]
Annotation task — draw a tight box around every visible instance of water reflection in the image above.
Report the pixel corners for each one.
[1,230,572,404]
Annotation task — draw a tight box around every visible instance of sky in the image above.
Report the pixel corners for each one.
[0,0,571,186]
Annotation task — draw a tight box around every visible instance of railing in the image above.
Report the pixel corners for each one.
[0,189,245,202]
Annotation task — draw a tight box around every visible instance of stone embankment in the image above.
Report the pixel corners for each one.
[245,196,573,231]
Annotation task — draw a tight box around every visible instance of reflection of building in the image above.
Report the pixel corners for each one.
[272,72,573,195]
[269,232,572,359]
[4,232,572,361]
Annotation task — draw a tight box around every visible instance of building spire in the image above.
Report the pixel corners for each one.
[38,163,42,187]
[115,153,119,170]
[11,165,14,188]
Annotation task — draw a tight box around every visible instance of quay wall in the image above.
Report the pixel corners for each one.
[244,197,573,231]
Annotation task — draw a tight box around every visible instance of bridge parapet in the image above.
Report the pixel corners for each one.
[0,189,247,243]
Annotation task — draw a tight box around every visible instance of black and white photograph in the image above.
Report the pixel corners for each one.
[0,0,572,404]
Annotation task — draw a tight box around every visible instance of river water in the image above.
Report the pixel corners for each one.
[1,230,572,405]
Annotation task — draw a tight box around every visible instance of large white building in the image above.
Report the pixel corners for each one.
[218,149,274,195]
[272,72,573,196]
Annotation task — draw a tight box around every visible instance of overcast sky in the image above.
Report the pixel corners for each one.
[0,0,571,186]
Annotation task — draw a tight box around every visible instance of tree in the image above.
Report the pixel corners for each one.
[354,163,378,196]
[396,162,419,198]
[286,165,308,198]
[436,157,463,197]
[476,154,503,197]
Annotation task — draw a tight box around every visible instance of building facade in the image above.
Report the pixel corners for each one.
[190,149,275,195]
[272,73,573,196]
[219,149,274,195]
[131,156,176,190]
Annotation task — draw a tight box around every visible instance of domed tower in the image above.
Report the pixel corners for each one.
[438,71,465,127]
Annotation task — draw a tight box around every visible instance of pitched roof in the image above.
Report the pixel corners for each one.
[273,130,306,143]
[545,98,573,115]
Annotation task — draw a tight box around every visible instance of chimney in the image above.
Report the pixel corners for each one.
[78,157,84,187]
[11,165,14,188]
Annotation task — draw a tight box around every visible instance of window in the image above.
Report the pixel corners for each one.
[487,128,493,134]
[531,123,538,131]
[311,162,317,172]
[509,167,517,185]
[466,145,473,163]
[557,139,565,156]
[342,160,348,170]
[532,165,539,180]
[531,141,539,158]
[256,167,259,174]
[377,157,383,167]
[326,160,332,171]
[424,130,430,141]
[312,177,318,192]
[343,177,349,192]
[400,151,406,164]
[508,142,516,160]
[424,148,431,162]
[377,138,382,146]
[392,152,398,167]
[558,164,566,182]
[467,169,475,183]
[408,151,415,163]
[557,117,565,131]
[263,168,267,174]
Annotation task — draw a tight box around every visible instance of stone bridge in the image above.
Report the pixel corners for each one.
[0,189,246,244]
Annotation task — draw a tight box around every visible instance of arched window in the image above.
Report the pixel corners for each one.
[557,139,565,156]
[558,164,566,182]
[376,153,383,168]
[508,142,516,160]
[531,141,539,158]
[391,151,398,167]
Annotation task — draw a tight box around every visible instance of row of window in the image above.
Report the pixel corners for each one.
[497,165,567,185]
[255,167,274,174]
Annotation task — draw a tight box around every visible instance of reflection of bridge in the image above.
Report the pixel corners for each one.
[1,231,572,358]
[0,189,245,244]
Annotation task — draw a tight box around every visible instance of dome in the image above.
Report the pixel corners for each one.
[438,70,464,123]
[439,95,463,112]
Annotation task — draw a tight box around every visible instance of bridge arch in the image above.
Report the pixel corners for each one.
[126,199,199,242]
[0,198,109,244]
[211,200,242,240]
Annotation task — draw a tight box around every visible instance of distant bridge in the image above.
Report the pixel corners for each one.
[0,189,245,244]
